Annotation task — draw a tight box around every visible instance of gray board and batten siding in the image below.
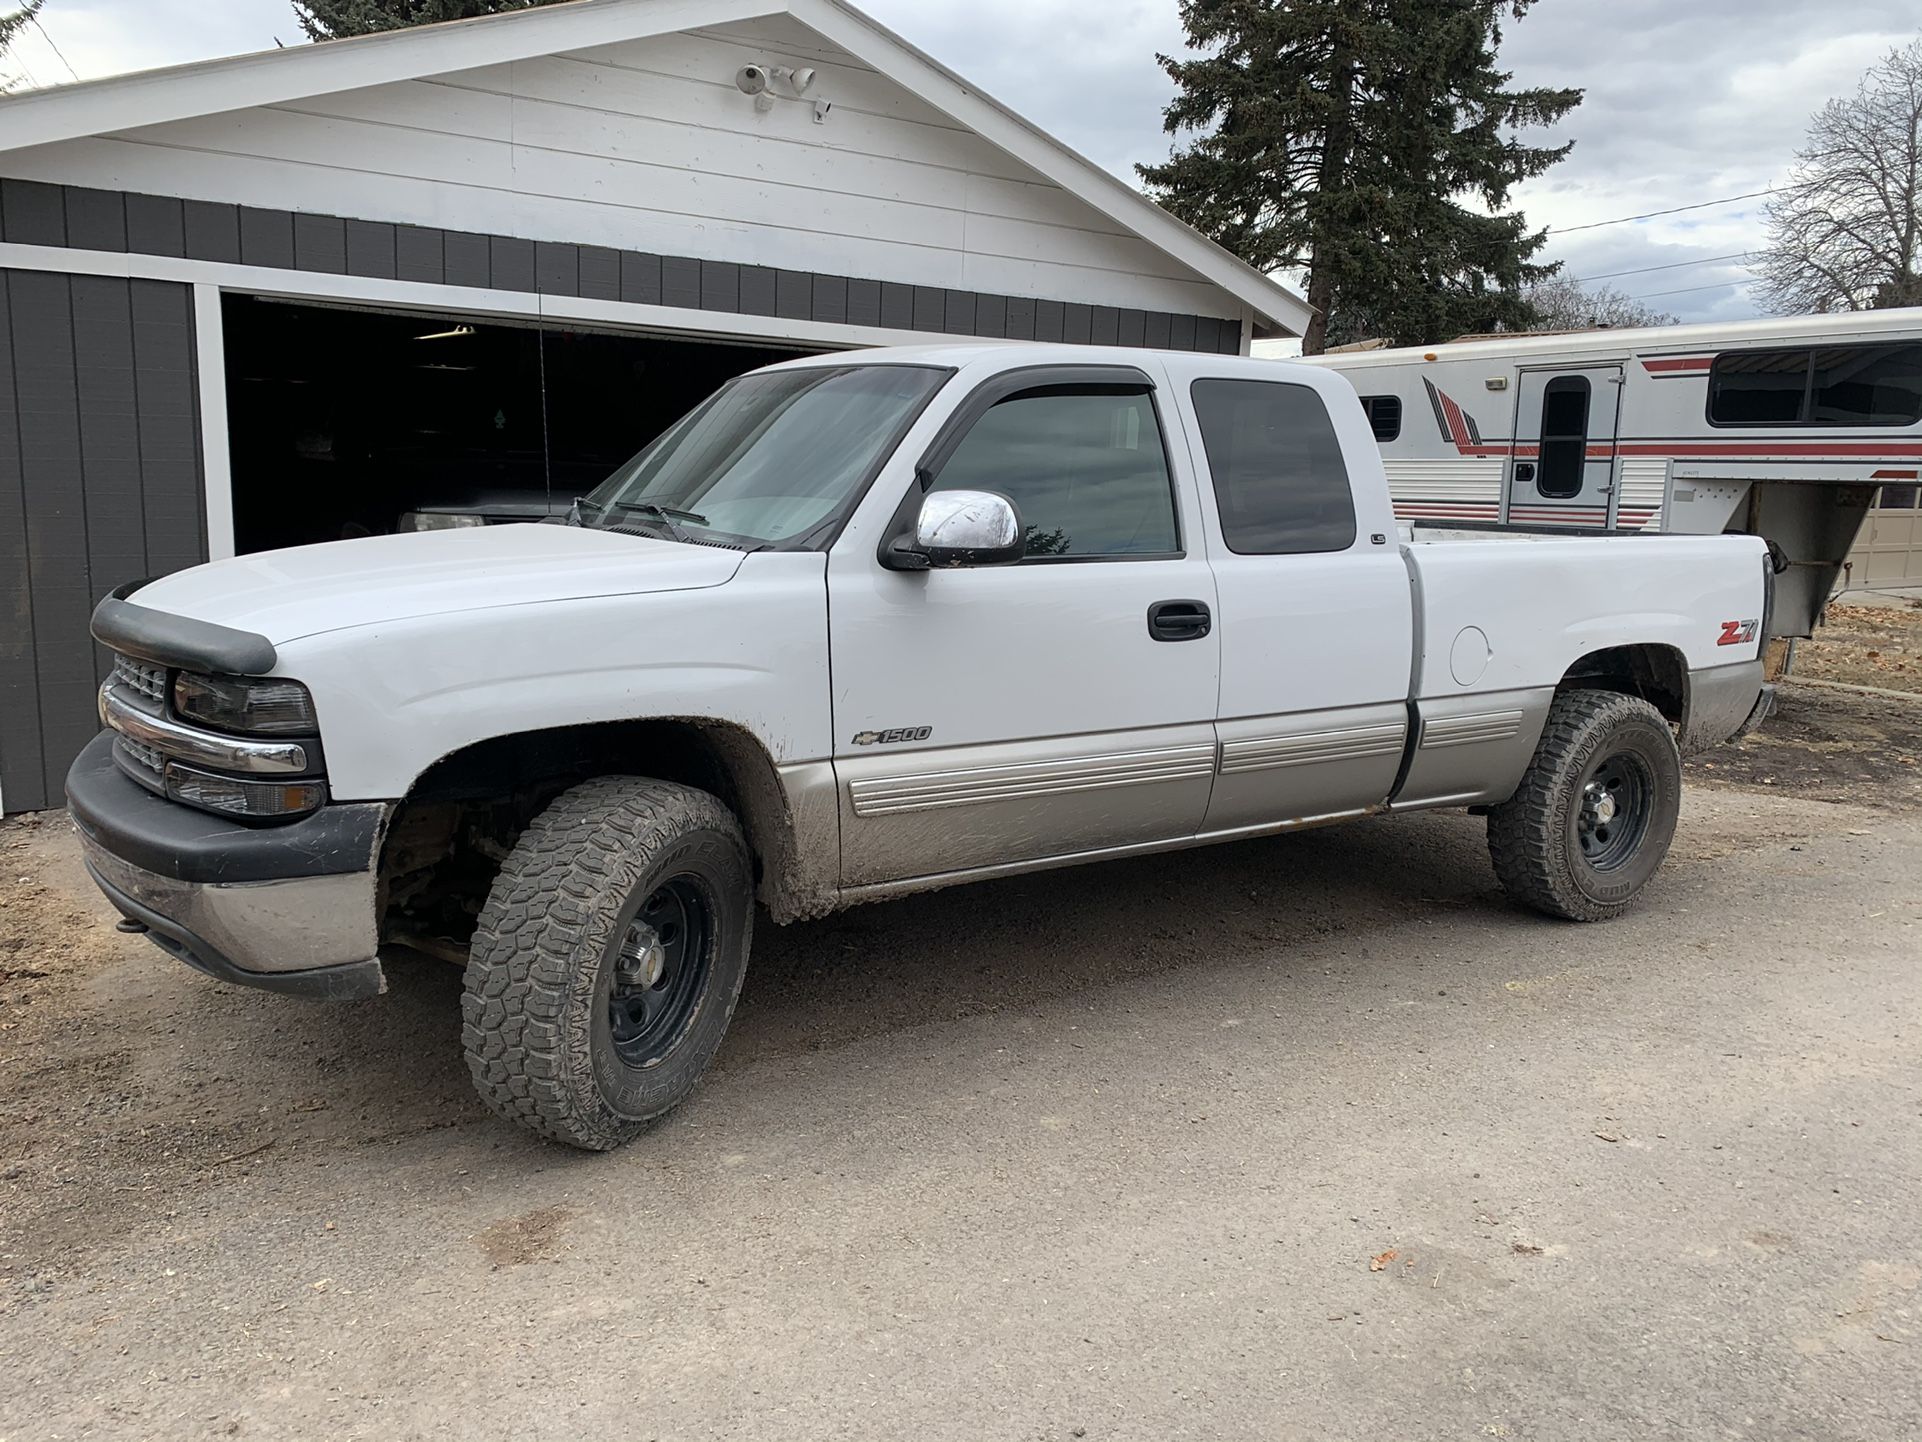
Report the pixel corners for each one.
[1,180,1249,351]
[0,260,205,813]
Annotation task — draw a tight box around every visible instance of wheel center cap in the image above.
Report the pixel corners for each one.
[620,927,668,989]
[1594,792,1617,823]
[638,943,666,988]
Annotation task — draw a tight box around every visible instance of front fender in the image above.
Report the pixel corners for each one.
[281,553,833,800]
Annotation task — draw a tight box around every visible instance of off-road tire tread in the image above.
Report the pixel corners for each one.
[1487,689,1679,923]
[462,777,750,1150]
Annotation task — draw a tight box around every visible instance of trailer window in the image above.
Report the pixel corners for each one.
[1709,342,1922,427]
[1811,344,1922,425]
[1708,349,1807,425]
[1359,394,1402,442]
[1536,375,1590,499]
[1190,379,1356,554]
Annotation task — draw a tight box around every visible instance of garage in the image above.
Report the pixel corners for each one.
[222,295,806,552]
[0,0,1307,811]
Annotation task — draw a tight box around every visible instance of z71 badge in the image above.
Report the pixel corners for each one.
[852,726,933,745]
[1717,619,1759,646]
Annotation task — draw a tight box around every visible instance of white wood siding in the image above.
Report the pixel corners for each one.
[0,16,1233,319]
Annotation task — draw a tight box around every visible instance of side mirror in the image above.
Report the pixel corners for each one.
[885,489,1025,570]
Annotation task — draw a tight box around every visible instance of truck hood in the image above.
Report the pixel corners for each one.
[131,524,746,645]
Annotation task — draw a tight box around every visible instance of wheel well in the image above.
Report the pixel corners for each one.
[1557,644,1688,726]
[376,718,805,959]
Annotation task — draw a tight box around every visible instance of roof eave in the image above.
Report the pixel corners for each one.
[0,0,784,154]
[796,0,1306,336]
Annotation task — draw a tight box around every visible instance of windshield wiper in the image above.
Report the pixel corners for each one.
[573,497,709,543]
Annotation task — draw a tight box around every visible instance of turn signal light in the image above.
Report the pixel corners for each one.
[163,763,327,818]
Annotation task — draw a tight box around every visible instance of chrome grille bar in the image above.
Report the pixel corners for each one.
[99,684,309,775]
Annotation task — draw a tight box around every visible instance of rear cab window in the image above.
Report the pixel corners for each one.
[1190,379,1358,554]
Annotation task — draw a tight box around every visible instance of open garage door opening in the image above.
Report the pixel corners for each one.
[222,295,814,554]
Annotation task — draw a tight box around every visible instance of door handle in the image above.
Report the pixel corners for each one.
[1147,599,1211,642]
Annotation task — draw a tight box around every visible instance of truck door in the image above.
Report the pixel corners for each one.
[1174,372,1416,832]
[1507,365,1623,527]
[826,365,1220,888]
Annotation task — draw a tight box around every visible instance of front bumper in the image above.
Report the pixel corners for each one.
[66,733,390,1001]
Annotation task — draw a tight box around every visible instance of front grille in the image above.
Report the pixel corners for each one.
[111,654,169,708]
[112,736,167,794]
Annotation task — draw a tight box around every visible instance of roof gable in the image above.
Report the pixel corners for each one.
[0,0,1306,334]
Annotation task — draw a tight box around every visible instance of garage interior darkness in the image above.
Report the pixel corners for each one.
[222,295,810,553]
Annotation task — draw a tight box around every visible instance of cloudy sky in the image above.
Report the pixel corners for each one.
[6,0,1917,326]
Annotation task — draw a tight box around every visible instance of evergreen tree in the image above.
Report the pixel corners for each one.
[1140,0,1581,352]
[292,0,559,42]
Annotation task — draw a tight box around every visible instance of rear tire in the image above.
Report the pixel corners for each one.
[1487,689,1681,922]
[462,776,753,1150]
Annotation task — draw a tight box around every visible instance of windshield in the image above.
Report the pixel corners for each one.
[577,364,950,547]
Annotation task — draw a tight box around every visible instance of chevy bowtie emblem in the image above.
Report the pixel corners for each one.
[852,726,933,745]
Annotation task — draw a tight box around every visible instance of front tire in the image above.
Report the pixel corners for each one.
[1487,690,1681,922]
[462,777,753,1150]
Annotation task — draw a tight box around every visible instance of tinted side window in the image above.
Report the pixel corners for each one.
[1536,375,1590,499]
[1190,379,1356,555]
[1359,394,1402,442]
[932,387,1177,557]
[1710,349,1811,424]
[1811,343,1922,425]
[1708,343,1922,427]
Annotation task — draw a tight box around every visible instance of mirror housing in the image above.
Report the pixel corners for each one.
[885,489,1024,570]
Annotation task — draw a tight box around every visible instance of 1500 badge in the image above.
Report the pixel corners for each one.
[852,727,933,745]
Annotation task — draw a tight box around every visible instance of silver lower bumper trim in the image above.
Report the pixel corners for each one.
[78,832,380,976]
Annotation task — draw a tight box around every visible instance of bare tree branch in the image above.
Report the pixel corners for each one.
[1518,277,1678,331]
[1758,36,1922,313]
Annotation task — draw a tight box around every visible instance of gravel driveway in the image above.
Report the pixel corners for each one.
[2,691,1918,1440]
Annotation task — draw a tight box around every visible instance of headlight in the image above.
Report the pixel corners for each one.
[399,511,487,531]
[164,762,326,818]
[173,673,318,736]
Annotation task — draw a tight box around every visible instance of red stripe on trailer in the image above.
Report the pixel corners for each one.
[1450,440,1922,460]
[1617,441,1922,458]
[1437,389,1476,450]
[1640,356,1713,373]
[1870,469,1919,479]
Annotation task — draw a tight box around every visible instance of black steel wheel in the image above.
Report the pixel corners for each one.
[463,777,753,1150]
[1488,689,1682,922]
[607,876,715,1067]
[1575,750,1655,872]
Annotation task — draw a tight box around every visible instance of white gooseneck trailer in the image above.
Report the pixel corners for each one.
[1304,308,1922,639]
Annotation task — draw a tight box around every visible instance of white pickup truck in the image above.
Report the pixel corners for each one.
[71,344,1773,1149]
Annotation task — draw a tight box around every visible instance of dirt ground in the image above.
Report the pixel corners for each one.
[3,627,1919,1438]
[1795,596,1922,694]
[1681,597,1922,811]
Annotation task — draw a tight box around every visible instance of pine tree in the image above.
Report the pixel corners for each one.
[292,0,559,42]
[1140,0,1581,352]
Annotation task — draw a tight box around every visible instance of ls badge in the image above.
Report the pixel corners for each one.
[852,726,933,745]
